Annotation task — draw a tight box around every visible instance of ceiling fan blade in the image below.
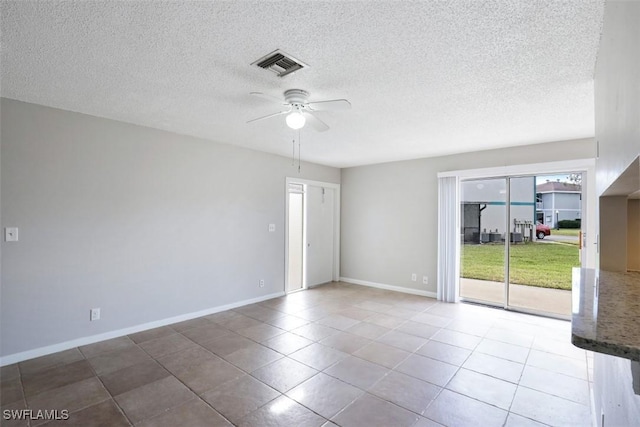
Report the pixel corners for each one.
[250,92,286,104]
[307,99,351,111]
[303,111,330,132]
[247,110,289,124]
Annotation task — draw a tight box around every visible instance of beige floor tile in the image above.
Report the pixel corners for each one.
[504,413,549,427]
[114,376,195,424]
[171,357,244,395]
[251,358,318,393]
[236,323,285,342]
[263,332,314,355]
[376,330,427,352]
[138,398,232,427]
[368,371,440,414]
[99,359,169,396]
[462,352,524,383]
[289,343,348,371]
[79,336,135,359]
[345,322,390,340]
[336,307,377,321]
[0,364,20,381]
[413,416,446,427]
[445,368,517,410]
[40,399,129,427]
[362,313,406,329]
[324,356,388,390]
[202,375,280,423]
[0,377,24,406]
[238,395,325,427]
[395,354,458,387]
[395,321,441,339]
[353,342,410,369]
[263,314,309,331]
[444,319,493,337]
[21,360,94,397]
[518,365,590,405]
[88,346,151,376]
[354,301,394,313]
[181,324,232,345]
[287,372,362,418]
[18,349,84,376]
[411,312,452,328]
[291,323,340,341]
[531,336,586,360]
[417,340,472,366]
[220,315,264,332]
[510,386,591,426]
[431,329,482,350]
[423,389,508,427]
[484,327,535,348]
[222,342,283,372]
[317,314,361,331]
[319,332,371,354]
[139,333,198,358]
[157,346,218,374]
[526,349,588,380]
[170,317,213,332]
[332,393,419,427]
[200,333,255,357]
[475,338,530,364]
[27,377,109,419]
[128,326,175,344]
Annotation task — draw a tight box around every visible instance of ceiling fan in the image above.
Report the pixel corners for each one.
[247,89,351,132]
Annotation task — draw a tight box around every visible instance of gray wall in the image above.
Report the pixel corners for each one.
[592,1,640,425]
[340,137,595,292]
[0,98,340,358]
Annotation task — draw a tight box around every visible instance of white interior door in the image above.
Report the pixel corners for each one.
[305,185,334,287]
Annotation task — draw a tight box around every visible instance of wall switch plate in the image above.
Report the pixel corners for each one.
[268,224,276,232]
[259,279,265,287]
[90,308,101,321]
[411,273,417,281]
[4,227,18,242]
[423,276,429,285]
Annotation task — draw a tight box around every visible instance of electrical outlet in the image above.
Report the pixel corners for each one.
[423,276,428,285]
[268,224,276,232]
[259,279,265,288]
[411,273,417,281]
[4,227,18,242]
[90,308,101,321]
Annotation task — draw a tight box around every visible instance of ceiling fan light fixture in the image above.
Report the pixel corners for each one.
[286,110,306,130]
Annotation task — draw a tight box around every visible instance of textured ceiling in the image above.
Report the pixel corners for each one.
[1,1,604,168]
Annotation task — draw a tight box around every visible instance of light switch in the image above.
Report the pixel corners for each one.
[268,224,276,232]
[4,227,18,242]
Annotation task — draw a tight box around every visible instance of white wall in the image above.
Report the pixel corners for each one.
[340,137,595,293]
[0,98,340,360]
[592,1,640,424]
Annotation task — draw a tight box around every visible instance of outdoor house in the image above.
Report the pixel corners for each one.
[536,181,582,228]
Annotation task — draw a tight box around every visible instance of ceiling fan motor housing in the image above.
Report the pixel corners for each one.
[284,89,309,106]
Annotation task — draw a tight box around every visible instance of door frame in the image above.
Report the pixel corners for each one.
[438,158,596,316]
[284,177,341,293]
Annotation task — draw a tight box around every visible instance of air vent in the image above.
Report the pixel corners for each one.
[252,49,308,77]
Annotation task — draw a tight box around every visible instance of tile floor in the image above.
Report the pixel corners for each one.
[0,282,594,426]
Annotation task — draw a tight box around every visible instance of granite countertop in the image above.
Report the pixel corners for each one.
[572,268,640,361]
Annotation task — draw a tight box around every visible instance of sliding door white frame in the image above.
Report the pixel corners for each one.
[437,158,596,304]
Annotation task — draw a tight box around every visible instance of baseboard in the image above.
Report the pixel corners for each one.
[0,291,285,367]
[340,277,437,299]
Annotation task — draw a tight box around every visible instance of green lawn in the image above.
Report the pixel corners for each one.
[552,228,581,237]
[461,243,579,290]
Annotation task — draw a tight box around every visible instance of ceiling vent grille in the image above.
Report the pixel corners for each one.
[252,49,308,77]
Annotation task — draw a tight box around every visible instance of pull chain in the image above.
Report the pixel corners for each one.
[298,129,301,173]
[292,138,295,166]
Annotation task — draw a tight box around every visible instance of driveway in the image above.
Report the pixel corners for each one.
[540,234,579,244]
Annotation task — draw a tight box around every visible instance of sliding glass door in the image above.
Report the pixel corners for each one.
[459,174,579,317]
[459,178,507,307]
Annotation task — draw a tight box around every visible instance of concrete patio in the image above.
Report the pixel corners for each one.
[460,278,572,317]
